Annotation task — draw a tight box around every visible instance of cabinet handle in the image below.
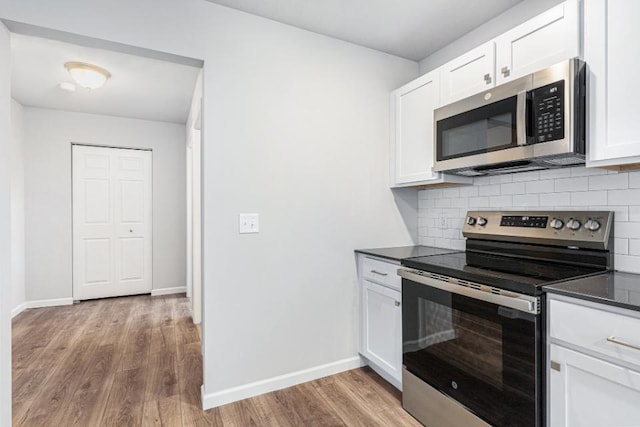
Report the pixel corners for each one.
[483,73,491,84]
[370,270,388,277]
[395,301,401,307]
[607,336,640,352]
[550,360,561,372]
[501,66,510,75]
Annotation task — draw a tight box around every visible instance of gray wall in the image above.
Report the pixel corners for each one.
[418,0,565,74]
[23,107,187,301]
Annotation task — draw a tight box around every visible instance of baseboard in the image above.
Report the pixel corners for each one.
[11,302,27,318]
[25,298,74,309]
[201,356,364,410]
[151,287,186,296]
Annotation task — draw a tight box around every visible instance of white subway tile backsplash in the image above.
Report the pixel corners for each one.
[570,191,607,206]
[525,179,554,194]
[629,239,640,256]
[588,173,628,190]
[490,174,513,184]
[489,195,512,207]
[570,167,609,177]
[435,198,452,208]
[512,171,540,182]
[501,182,525,195]
[555,177,588,192]
[468,197,489,208]
[459,186,479,197]
[443,187,460,198]
[539,192,570,206]
[418,166,640,274]
[513,194,539,207]
[613,222,640,239]
[615,238,629,255]
[608,189,640,205]
[479,184,501,196]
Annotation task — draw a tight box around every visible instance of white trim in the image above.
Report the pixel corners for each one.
[151,287,186,296]
[26,298,74,309]
[11,302,27,318]
[201,356,365,410]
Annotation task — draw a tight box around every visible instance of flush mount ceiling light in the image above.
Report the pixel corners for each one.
[64,61,111,89]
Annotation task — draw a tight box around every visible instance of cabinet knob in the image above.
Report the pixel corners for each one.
[550,360,561,371]
[501,66,510,76]
[483,73,492,84]
[394,301,401,307]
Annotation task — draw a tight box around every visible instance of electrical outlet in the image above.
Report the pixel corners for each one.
[239,213,259,234]
[439,213,448,228]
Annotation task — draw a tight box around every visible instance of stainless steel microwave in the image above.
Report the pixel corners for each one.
[433,58,586,176]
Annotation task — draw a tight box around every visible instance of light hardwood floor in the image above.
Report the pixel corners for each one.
[12,294,421,426]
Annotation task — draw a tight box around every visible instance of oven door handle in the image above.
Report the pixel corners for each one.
[398,268,539,315]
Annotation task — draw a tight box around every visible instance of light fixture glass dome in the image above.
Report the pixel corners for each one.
[64,62,111,89]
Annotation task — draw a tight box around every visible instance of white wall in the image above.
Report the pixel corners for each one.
[10,98,25,314]
[418,167,640,273]
[0,21,13,427]
[186,70,202,324]
[0,0,419,406]
[418,0,564,74]
[23,107,187,301]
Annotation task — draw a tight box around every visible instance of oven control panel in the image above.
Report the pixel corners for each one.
[463,210,614,250]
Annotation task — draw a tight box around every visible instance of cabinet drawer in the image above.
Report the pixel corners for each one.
[362,257,401,290]
[549,299,640,369]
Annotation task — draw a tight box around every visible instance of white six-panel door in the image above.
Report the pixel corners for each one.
[73,145,152,300]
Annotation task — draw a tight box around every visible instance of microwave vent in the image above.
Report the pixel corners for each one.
[540,156,585,166]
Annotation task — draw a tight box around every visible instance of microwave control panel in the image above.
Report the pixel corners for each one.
[531,80,565,143]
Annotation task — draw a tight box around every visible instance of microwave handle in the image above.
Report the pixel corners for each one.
[516,90,528,146]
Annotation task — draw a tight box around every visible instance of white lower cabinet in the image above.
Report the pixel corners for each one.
[358,255,402,389]
[549,344,640,427]
[548,294,640,426]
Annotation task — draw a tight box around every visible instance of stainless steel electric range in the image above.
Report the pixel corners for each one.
[398,210,614,427]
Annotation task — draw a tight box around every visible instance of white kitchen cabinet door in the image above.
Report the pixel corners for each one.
[549,344,640,427]
[390,70,471,187]
[361,280,402,384]
[440,41,495,106]
[390,70,439,186]
[73,145,153,300]
[585,0,640,167]
[495,0,580,85]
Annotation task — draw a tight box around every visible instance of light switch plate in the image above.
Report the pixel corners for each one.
[239,213,259,234]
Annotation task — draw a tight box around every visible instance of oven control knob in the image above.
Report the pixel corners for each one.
[466,216,477,226]
[550,218,564,229]
[567,219,582,230]
[585,219,601,232]
[477,217,487,226]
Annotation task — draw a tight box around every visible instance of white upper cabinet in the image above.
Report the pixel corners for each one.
[440,42,496,105]
[495,0,580,85]
[390,69,471,187]
[585,0,640,167]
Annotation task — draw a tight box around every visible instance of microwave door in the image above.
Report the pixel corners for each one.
[436,95,519,163]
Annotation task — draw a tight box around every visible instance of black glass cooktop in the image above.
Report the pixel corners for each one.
[402,251,607,296]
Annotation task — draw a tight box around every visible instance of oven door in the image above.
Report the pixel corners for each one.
[401,270,541,427]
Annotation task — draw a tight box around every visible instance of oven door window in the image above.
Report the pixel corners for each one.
[437,96,518,161]
[402,279,539,427]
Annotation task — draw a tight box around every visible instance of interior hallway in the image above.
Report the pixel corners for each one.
[12,294,420,426]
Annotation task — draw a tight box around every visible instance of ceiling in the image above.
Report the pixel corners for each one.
[205,0,524,61]
[11,34,201,124]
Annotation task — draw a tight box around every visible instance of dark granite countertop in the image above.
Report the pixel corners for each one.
[354,245,459,262]
[544,271,640,312]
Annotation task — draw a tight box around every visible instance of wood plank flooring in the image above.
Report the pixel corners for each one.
[12,294,420,426]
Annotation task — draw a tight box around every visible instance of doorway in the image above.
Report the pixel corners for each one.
[72,145,153,300]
